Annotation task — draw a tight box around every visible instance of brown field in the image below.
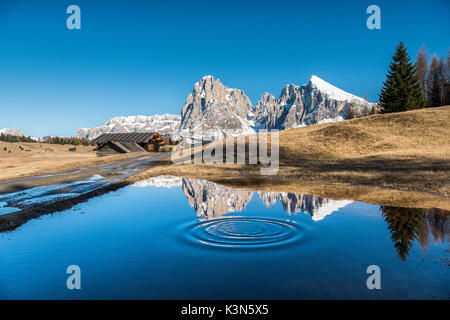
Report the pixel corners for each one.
[0,141,142,181]
[129,106,450,210]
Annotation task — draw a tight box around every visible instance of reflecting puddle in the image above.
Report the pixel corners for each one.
[134,176,448,260]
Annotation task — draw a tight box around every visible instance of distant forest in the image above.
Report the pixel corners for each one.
[0,133,35,143]
[0,133,89,146]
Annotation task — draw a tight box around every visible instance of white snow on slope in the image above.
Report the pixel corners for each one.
[78,114,181,140]
[310,75,368,103]
[0,128,25,136]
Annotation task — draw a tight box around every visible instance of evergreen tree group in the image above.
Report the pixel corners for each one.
[0,133,36,143]
[42,136,90,146]
[380,42,449,113]
[379,42,425,113]
[0,133,89,146]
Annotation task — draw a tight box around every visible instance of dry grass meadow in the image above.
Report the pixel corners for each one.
[0,141,139,181]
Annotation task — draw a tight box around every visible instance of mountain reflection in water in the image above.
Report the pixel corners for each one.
[135,175,449,261]
[135,175,353,221]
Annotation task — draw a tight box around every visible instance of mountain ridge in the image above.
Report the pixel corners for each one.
[254,75,374,130]
[77,114,181,140]
[179,75,374,139]
[76,75,374,140]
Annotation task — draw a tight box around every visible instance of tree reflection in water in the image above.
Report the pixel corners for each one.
[380,206,449,261]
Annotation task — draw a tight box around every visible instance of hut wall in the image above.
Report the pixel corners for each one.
[97,142,125,157]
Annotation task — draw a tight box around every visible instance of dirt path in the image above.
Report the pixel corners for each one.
[0,153,168,194]
[0,141,148,182]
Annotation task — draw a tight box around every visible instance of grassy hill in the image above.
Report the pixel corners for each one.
[279,106,449,161]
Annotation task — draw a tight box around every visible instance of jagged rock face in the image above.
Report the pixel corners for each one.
[280,82,350,128]
[254,92,283,129]
[179,76,254,140]
[254,75,374,130]
[277,84,306,129]
[181,178,253,218]
[77,114,181,140]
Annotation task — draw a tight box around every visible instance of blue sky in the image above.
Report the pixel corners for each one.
[0,0,449,137]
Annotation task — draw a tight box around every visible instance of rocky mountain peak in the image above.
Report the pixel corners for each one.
[180,75,254,140]
[191,75,227,103]
[254,92,281,129]
[254,75,375,130]
[260,92,276,103]
[278,84,302,108]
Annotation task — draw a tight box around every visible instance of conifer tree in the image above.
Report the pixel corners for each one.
[379,42,425,113]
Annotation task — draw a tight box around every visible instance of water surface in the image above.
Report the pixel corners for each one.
[0,176,448,299]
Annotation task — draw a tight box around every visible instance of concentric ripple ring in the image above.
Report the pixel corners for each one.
[185,217,304,249]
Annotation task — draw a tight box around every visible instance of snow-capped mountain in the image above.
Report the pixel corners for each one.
[77,75,374,142]
[179,75,374,140]
[0,128,25,136]
[77,114,181,140]
[254,75,375,130]
[179,75,255,141]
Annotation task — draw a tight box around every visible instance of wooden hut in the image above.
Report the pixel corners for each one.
[91,132,166,157]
